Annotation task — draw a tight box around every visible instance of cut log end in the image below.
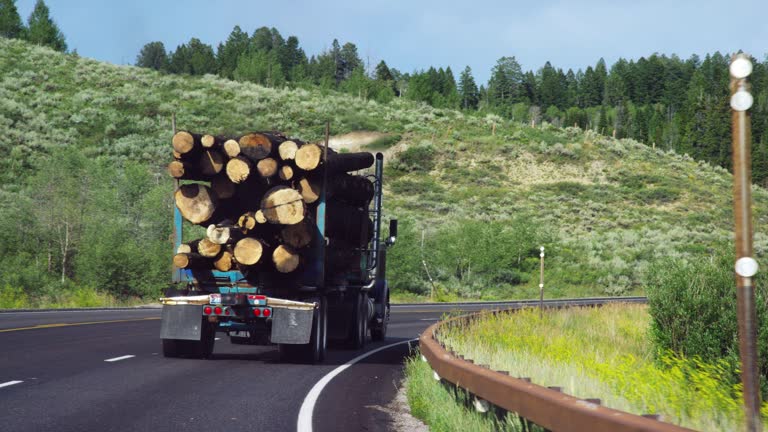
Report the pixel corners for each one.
[172,131,196,155]
[295,143,323,171]
[234,237,264,266]
[261,186,306,225]
[279,141,299,161]
[298,177,320,204]
[279,165,294,181]
[199,150,225,176]
[239,133,273,160]
[255,210,267,224]
[237,212,257,232]
[174,184,217,225]
[224,139,241,158]
[201,134,217,148]
[226,157,252,184]
[273,245,300,273]
[167,160,186,178]
[173,253,208,269]
[214,250,234,272]
[197,238,222,258]
[257,157,278,178]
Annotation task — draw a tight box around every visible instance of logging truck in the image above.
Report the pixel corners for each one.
[159,130,397,363]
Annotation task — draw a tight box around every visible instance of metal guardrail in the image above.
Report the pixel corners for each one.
[419,299,697,432]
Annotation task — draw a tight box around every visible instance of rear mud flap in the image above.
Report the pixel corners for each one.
[270,307,314,344]
[160,304,203,340]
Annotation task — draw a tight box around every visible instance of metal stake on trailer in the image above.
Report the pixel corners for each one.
[729,53,762,432]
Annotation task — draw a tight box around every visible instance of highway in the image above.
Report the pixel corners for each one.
[0,298,644,431]
[0,304,446,432]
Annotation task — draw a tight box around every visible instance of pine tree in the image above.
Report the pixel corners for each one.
[135,41,167,71]
[375,60,393,82]
[25,0,66,52]
[0,0,23,38]
[538,61,564,109]
[187,38,216,75]
[216,26,249,79]
[339,42,362,81]
[458,66,479,110]
[488,56,525,108]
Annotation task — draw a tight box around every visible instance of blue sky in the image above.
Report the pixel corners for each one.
[16,0,768,83]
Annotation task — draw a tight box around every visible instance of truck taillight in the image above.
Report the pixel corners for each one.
[263,308,271,317]
[203,306,212,315]
[253,308,261,317]
[224,308,231,316]
[214,306,222,315]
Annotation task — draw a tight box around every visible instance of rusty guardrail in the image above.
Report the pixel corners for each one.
[419,302,696,432]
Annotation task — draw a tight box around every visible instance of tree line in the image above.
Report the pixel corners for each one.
[0,0,66,52]
[134,26,768,185]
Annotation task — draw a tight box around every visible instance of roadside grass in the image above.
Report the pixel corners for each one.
[435,304,763,431]
[0,284,144,309]
[404,354,533,431]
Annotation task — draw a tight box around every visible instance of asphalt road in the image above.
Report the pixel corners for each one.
[0,297,644,432]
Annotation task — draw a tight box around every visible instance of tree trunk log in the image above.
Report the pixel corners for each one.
[201,134,226,149]
[261,186,305,225]
[239,132,284,160]
[174,184,217,224]
[167,160,204,180]
[197,238,222,258]
[278,140,299,161]
[278,165,294,181]
[199,150,226,176]
[295,143,323,171]
[237,212,257,232]
[176,240,201,255]
[255,210,267,224]
[273,245,300,273]
[234,237,265,266]
[213,248,235,272]
[206,224,244,245]
[256,157,278,178]
[226,156,253,184]
[298,177,321,204]
[172,131,203,156]
[325,151,375,174]
[224,139,241,158]
[281,219,314,249]
[326,202,373,246]
[173,253,210,269]
[211,174,236,199]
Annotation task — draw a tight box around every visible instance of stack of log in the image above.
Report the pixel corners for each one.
[169,130,376,276]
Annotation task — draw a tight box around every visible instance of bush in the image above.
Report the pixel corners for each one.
[646,248,768,386]
[393,142,435,172]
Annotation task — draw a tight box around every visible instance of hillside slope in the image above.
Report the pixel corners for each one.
[1,38,765,303]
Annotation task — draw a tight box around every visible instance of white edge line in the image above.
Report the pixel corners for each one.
[104,355,135,362]
[297,338,418,432]
[0,380,23,389]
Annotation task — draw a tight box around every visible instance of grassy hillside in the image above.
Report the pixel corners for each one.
[1,38,765,305]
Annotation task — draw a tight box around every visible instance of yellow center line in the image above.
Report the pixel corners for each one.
[0,317,161,333]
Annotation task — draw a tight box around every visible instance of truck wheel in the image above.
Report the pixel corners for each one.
[162,338,181,358]
[351,292,367,349]
[279,297,326,364]
[163,319,216,359]
[371,292,389,341]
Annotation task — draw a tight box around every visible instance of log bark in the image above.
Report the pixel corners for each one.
[174,184,217,224]
[234,237,265,266]
[278,141,299,161]
[329,174,375,205]
[281,220,313,249]
[273,245,300,273]
[211,175,236,199]
[173,253,210,269]
[226,156,253,184]
[213,248,235,272]
[197,238,222,258]
[326,202,373,246]
[298,177,321,204]
[172,131,202,156]
[256,158,278,178]
[199,150,226,176]
[224,139,240,158]
[325,151,375,174]
[261,186,305,225]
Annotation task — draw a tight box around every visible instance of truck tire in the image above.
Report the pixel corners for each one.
[279,297,327,364]
[162,319,216,359]
[371,291,389,341]
[351,292,367,349]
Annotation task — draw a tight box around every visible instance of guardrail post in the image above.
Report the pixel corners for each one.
[539,246,545,318]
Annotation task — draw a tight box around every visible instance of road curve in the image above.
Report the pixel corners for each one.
[0,297,643,432]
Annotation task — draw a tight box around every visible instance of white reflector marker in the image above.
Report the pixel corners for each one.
[0,381,23,389]
[104,355,135,362]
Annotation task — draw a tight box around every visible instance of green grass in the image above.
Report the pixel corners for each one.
[436,304,765,431]
[405,354,532,431]
[0,284,146,309]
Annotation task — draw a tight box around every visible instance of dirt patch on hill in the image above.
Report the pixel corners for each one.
[328,131,390,152]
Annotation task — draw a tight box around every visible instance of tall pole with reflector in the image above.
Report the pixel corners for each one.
[730,53,761,432]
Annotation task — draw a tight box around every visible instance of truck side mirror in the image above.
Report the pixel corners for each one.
[386,219,398,246]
